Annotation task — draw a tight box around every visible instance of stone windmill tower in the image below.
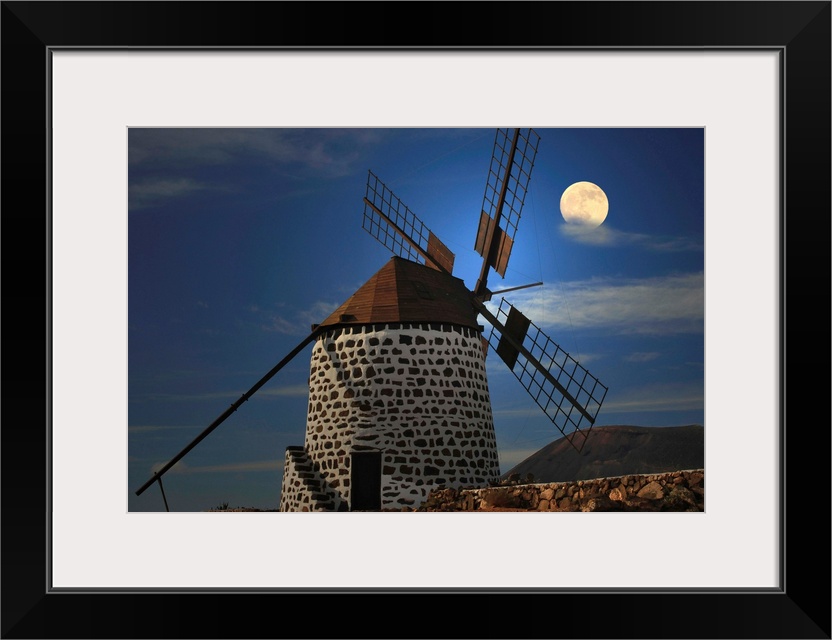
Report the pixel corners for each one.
[278,256,498,511]
[135,129,608,513]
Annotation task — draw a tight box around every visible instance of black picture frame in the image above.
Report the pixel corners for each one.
[2,2,829,638]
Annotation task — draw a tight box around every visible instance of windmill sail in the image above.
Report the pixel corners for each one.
[474,128,540,295]
[484,298,608,452]
[362,171,455,274]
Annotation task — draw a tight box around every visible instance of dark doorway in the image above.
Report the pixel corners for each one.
[351,451,382,511]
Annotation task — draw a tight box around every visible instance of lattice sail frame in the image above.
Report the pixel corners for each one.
[486,298,608,452]
[362,170,454,273]
[474,128,541,277]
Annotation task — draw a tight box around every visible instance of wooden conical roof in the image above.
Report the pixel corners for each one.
[318,257,479,330]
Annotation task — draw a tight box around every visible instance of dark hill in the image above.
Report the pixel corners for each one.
[503,424,704,483]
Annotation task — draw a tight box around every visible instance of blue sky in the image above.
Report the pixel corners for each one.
[128,127,704,512]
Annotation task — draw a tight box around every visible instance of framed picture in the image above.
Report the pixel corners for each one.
[124,125,706,517]
[3,2,829,638]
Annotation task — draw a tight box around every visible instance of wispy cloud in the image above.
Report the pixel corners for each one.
[130,177,207,210]
[489,272,704,335]
[257,385,310,398]
[492,380,703,422]
[137,390,240,402]
[135,383,309,403]
[560,224,703,252]
[491,406,551,418]
[601,381,704,415]
[150,459,283,475]
[259,300,340,336]
[298,301,340,327]
[129,128,382,178]
[624,352,661,363]
[261,315,301,335]
[129,424,204,433]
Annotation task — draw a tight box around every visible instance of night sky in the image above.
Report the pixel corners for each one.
[128,127,704,512]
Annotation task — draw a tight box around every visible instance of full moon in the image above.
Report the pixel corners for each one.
[560,181,609,228]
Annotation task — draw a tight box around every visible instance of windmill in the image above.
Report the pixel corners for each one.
[134,128,608,512]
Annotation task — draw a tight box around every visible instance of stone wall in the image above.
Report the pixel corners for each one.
[413,469,705,512]
[279,322,501,512]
